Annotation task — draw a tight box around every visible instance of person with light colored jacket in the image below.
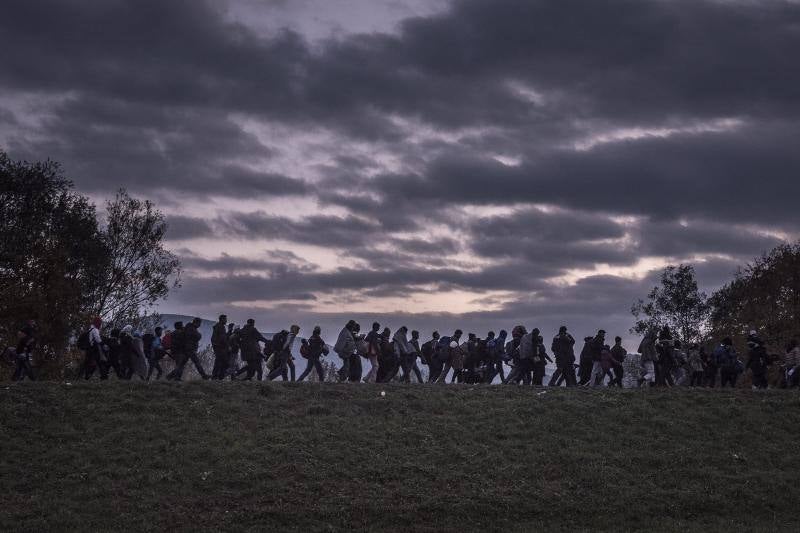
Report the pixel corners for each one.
[334,320,357,382]
[784,338,800,388]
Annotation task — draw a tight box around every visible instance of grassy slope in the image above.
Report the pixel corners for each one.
[1,382,799,532]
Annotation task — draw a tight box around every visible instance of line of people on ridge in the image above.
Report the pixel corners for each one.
[6,316,800,388]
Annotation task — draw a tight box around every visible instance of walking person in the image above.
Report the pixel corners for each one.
[638,328,658,387]
[267,325,300,381]
[587,330,607,387]
[407,330,424,383]
[298,326,329,381]
[168,318,209,380]
[784,338,800,388]
[609,336,627,387]
[12,320,37,381]
[435,330,463,383]
[146,327,166,380]
[363,322,381,383]
[80,317,107,380]
[235,319,269,380]
[550,326,577,387]
[715,337,739,388]
[211,315,230,380]
[687,343,705,387]
[334,320,357,382]
[425,331,443,382]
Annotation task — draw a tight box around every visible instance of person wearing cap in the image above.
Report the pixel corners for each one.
[211,314,230,380]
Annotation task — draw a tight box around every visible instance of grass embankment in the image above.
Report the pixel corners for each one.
[1,382,799,532]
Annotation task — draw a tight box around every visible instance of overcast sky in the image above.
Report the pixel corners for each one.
[2,0,798,344]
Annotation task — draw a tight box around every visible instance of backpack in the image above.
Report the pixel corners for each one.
[271,331,288,356]
[76,330,91,351]
[421,340,435,363]
[300,341,310,358]
[161,331,172,351]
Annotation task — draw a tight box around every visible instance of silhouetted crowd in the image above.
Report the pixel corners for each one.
[5,316,800,389]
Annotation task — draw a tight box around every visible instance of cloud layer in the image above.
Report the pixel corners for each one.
[3,0,798,342]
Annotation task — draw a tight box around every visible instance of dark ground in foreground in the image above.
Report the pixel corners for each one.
[1,382,799,532]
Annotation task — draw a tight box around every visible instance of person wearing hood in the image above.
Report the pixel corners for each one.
[577,336,595,386]
[506,327,535,386]
[550,326,577,387]
[334,320,357,382]
[376,327,397,383]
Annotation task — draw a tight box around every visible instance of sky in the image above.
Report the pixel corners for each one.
[2,0,799,346]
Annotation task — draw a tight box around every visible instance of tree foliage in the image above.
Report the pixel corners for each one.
[631,264,710,344]
[1,151,181,370]
[0,152,104,358]
[709,243,800,349]
[87,190,181,327]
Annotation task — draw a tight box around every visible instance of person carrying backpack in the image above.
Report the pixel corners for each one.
[235,319,269,380]
[362,322,382,383]
[405,330,424,383]
[435,329,463,383]
[715,337,739,388]
[424,331,442,382]
[297,326,329,381]
[267,326,299,381]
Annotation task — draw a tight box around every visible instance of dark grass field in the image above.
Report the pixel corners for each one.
[2,382,799,532]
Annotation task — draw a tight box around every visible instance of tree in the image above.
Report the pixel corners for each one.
[709,243,800,350]
[631,264,710,344]
[0,151,105,360]
[88,190,182,327]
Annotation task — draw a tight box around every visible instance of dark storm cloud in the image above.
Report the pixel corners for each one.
[4,0,800,331]
[164,216,217,240]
